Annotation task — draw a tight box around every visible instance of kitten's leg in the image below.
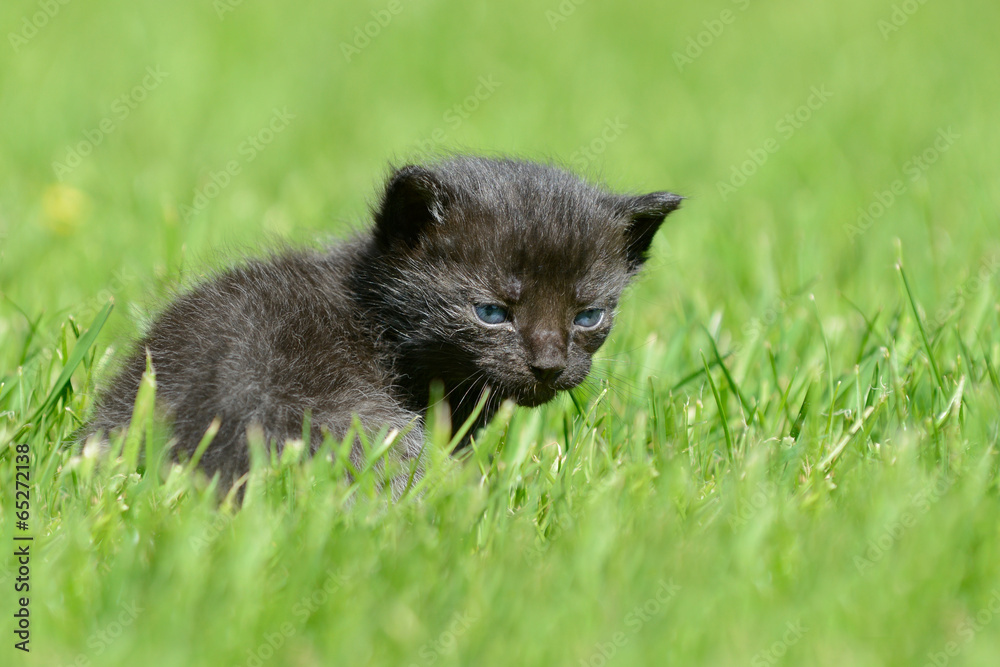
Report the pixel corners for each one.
[85,360,427,498]
[304,400,426,500]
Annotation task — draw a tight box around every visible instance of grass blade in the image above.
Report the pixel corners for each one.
[897,263,946,396]
[26,300,113,426]
[701,351,733,459]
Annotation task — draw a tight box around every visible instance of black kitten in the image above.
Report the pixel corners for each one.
[86,156,682,492]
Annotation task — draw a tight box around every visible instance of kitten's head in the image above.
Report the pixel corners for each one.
[366,156,681,408]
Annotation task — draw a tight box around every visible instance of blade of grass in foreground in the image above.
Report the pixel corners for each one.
[898,263,946,397]
[701,323,757,427]
[24,300,113,428]
[701,350,734,459]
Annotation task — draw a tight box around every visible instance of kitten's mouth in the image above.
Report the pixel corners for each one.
[516,392,554,407]
[494,376,584,408]
[514,383,560,407]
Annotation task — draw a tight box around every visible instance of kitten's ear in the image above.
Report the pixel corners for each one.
[615,191,684,271]
[374,165,451,249]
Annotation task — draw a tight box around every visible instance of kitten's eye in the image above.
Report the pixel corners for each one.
[574,308,604,328]
[475,304,510,325]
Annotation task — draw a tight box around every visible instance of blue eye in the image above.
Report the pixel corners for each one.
[574,308,604,328]
[475,304,510,325]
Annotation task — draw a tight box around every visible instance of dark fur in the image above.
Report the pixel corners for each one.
[85,156,682,492]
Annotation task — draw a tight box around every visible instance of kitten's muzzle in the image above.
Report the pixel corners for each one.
[518,366,583,407]
[526,328,568,383]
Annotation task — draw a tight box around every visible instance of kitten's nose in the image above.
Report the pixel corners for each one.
[530,362,565,384]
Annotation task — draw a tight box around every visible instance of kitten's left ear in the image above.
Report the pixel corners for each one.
[374,165,452,249]
[614,191,684,271]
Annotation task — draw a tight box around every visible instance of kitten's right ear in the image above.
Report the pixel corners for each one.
[373,165,450,249]
[615,191,684,271]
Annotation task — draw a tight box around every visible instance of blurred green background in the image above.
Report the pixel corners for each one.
[2,0,997,349]
[2,1,1000,666]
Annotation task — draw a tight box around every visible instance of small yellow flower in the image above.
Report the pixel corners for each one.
[41,183,90,235]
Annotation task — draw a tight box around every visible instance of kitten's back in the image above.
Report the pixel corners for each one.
[86,242,417,481]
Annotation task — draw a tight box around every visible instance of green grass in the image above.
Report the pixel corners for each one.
[2,0,1000,664]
